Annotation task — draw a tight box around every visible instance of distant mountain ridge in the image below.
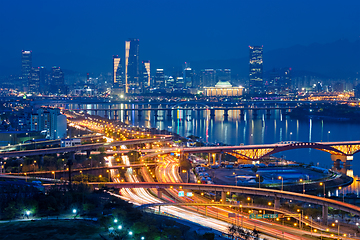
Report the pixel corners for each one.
[191,39,360,79]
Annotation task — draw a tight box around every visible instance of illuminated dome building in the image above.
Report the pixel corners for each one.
[204,80,243,97]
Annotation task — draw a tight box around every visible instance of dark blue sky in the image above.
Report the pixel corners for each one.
[0,0,359,75]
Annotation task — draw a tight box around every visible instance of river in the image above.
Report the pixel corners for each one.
[67,103,360,195]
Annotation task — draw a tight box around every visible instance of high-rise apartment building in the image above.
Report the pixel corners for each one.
[113,55,123,90]
[21,50,32,90]
[31,107,67,139]
[125,39,140,93]
[142,60,151,89]
[249,46,263,91]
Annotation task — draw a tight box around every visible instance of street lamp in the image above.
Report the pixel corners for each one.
[297,209,303,230]
[320,182,326,197]
[256,174,261,188]
[52,171,55,181]
[26,210,31,219]
[128,231,133,236]
[278,176,283,191]
[300,178,305,194]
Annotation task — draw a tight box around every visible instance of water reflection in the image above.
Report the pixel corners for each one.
[66,103,360,194]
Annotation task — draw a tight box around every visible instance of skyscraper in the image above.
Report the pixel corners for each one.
[125,39,140,93]
[142,60,150,89]
[154,69,165,88]
[113,55,123,90]
[200,69,216,87]
[249,46,263,91]
[21,50,32,90]
[184,67,193,88]
[29,67,40,93]
[50,67,66,94]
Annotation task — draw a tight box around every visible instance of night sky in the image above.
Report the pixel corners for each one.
[0,0,359,75]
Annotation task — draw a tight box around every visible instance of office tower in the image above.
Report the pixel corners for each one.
[200,69,216,87]
[184,67,193,88]
[125,39,140,93]
[113,55,123,90]
[29,67,40,93]
[166,76,175,88]
[50,67,66,94]
[249,46,263,91]
[142,60,151,89]
[154,69,165,88]
[39,66,47,93]
[176,77,184,88]
[21,50,32,90]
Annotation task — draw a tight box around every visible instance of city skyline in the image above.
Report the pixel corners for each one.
[0,0,359,76]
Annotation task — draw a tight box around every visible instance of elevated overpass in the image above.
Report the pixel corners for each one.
[88,182,360,224]
[0,136,172,158]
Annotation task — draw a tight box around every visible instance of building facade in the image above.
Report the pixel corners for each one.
[204,81,243,97]
[249,46,263,91]
[31,108,67,139]
[21,50,32,90]
[125,39,140,93]
[113,55,123,90]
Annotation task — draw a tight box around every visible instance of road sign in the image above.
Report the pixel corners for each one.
[249,213,278,219]
[186,192,193,197]
[178,191,184,197]
[228,213,236,218]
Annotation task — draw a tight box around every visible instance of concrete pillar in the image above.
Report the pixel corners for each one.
[218,153,222,165]
[208,153,211,165]
[205,206,208,216]
[266,109,271,116]
[114,110,118,120]
[210,109,215,118]
[322,205,328,225]
[138,110,142,118]
[94,110,98,115]
[223,109,229,120]
[221,191,227,203]
[104,110,108,119]
[86,150,91,159]
[331,154,352,163]
[167,109,172,118]
[157,189,163,198]
[274,197,280,209]
[153,110,159,121]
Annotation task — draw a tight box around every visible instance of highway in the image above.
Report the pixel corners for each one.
[0,136,172,158]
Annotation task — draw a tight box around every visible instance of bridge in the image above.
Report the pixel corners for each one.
[177,141,360,162]
[66,105,296,120]
[0,136,172,159]
[7,163,157,177]
[88,182,360,225]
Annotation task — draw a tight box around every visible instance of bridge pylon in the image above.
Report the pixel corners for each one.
[331,154,353,163]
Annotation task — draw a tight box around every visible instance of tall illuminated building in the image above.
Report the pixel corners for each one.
[50,67,66,94]
[249,46,263,91]
[125,39,140,93]
[155,69,165,88]
[113,55,123,90]
[142,60,150,90]
[29,67,40,93]
[21,50,32,90]
[184,67,193,88]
